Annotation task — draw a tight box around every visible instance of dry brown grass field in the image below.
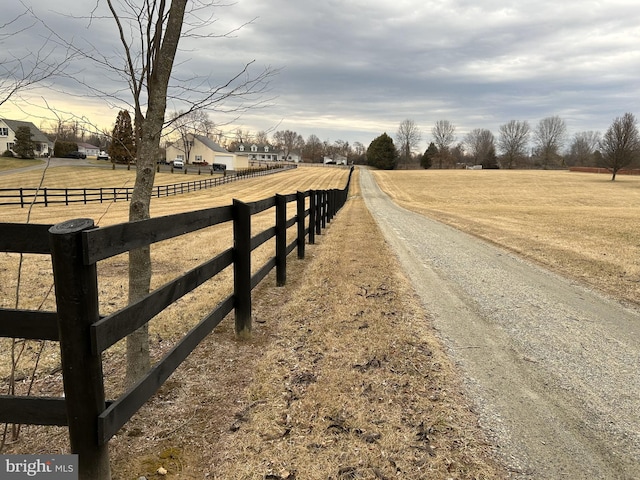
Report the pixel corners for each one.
[0,158,44,172]
[12,165,637,478]
[0,163,508,479]
[0,165,352,373]
[372,169,640,306]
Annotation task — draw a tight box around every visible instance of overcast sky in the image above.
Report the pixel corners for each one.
[2,0,639,151]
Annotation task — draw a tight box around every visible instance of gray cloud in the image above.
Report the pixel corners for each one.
[2,0,639,149]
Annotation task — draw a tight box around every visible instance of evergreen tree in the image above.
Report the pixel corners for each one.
[54,141,78,158]
[421,142,438,169]
[482,145,500,169]
[109,110,135,164]
[14,126,35,159]
[367,133,398,170]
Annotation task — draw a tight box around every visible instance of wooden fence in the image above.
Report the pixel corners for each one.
[0,167,353,479]
[0,164,294,207]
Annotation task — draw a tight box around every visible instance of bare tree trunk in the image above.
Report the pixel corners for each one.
[125,141,156,384]
[103,0,273,384]
[124,110,175,385]
[124,0,187,386]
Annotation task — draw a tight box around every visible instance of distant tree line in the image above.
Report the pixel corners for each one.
[158,111,639,179]
[365,114,639,179]
[41,119,111,151]
[221,127,368,165]
[35,108,639,180]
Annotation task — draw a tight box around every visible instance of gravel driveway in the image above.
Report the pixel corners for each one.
[359,168,640,479]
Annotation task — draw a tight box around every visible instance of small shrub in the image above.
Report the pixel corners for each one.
[54,141,78,158]
[2,150,15,158]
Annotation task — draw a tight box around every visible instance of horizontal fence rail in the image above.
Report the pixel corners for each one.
[0,165,295,207]
[0,166,354,480]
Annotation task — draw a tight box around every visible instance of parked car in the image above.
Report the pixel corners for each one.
[211,163,227,171]
[97,151,110,160]
[66,151,87,159]
[192,160,208,166]
[172,159,184,169]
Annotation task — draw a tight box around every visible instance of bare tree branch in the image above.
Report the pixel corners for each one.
[600,113,640,181]
[498,120,530,169]
[432,120,456,168]
[396,119,421,166]
[533,116,567,167]
[0,4,75,107]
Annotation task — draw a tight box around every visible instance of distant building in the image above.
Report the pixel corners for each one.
[166,134,245,170]
[279,152,301,163]
[234,142,279,162]
[77,142,100,157]
[0,118,53,157]
[323,155,347,165]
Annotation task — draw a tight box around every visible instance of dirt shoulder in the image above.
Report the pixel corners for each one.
[104,172,507,478]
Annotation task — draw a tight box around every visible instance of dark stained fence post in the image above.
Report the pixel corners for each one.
[275,194,287,286]
[316,190,322,231]
[316,190,323,235]
[341,181,349,208]
[48,218,111,480]
[233,199,252,338]
[328,189,335,222]
[309,190,316,245]
[296,191,306,259]
[321,190,327,229]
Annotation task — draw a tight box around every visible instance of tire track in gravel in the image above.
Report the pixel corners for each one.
[359,167,640,480]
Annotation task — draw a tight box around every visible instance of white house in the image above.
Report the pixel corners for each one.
[279,152,301,163]
[234,142,279,163]
[77,142,100,157]
[166,134,245,170]
[0,119,53,157]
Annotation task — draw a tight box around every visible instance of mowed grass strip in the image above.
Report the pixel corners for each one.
[0,158,44,172]
[372,169,640,305]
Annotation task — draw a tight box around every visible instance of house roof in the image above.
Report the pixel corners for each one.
[77,142,100,149]
[235,142,274,152]
[194,134,231,154]
[1,119,51,144]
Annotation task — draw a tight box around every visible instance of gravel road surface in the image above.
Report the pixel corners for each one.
[359,168,640,479]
